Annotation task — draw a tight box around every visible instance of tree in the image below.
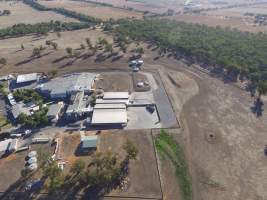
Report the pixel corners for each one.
[21,168,31,178]
[257,80,267,97]
[105,43,113,54]
[49,175,64,192]
[135,47,144,56]
[80,44,85,50]
[66,47,73,57]
[0,58,7,65]
[56,32,61,38]
[44,162,62,178]
[123,139,138,160]
[51,42,58,50]
[45,40,51,46]
[85,38,92,48]
[70,159,85,175]
[48,70,58,78]
[32,47,41,57]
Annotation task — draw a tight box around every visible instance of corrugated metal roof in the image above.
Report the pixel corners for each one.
[39,73,97,98]
[47,103,64,117]
[91,109,127,124]
[81,135,98,148]
[94,103,126,109]
[16,73,38,83]
[103,92,129,99]
[96,99,129,104]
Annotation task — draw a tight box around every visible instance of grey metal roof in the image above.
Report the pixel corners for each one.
[16,73,38,83]
[11,102,32,119]
[81,135,98,148]
[94,103,126,109]
[39,73,97,98]
[103,92,129,99]
[47,103,63,117]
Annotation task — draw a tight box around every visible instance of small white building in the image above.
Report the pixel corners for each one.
[16,73,38,84]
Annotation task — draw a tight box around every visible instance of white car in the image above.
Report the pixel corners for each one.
[132,67,140,72]
[137,60,144,65]
[129,60,137,66]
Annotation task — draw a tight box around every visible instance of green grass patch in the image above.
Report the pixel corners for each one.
[154,129,192,200]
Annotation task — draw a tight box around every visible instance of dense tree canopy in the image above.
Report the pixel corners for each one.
[0,21,91,39]
[115,19,267,83]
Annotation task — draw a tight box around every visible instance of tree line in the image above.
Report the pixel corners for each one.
[0,21,90,39]
[115,19,267,86]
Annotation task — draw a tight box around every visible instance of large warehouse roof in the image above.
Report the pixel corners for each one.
[39,73,97,98]
[91,109,127,125]
[16,73,38,84]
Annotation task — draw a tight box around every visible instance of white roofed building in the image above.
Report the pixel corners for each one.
[16,73,38,84]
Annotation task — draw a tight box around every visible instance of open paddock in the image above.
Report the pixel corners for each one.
[166,13,267,33]
[0,1,78,29]
[39,0,144,20]
[99,129,162,199]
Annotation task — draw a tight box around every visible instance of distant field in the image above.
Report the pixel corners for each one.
[39,0,143,20]
[204,5,267,17]
[0,1,78,29]
[166,13,267,33]
[86,0,185,13]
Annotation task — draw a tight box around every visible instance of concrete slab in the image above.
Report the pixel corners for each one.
[126,106,161,129]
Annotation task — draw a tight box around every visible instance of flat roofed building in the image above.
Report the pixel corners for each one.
[47,102,64,123]
[11,102,32,119]
[81,135,98,149]
[94,103,126,109]
[16,73,38,84]
[66,91,92,121]
[103,92,129,99]
[38,73,97,99]
[96,98,129,105]
[91,109,127,125]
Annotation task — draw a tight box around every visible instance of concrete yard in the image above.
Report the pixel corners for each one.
[127,106,161,129]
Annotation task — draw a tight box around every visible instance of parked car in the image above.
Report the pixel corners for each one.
[137,60,144,66]
[132,67,140,72]
[129,60,137,66]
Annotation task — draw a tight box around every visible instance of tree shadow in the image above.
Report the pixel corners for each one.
[52,56,67,63]
[251,97,264,117]
[15,52,52,66]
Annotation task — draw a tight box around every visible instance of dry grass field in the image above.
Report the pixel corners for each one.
[166,13,267,33]
[0,1,78,29]
[0,28,121,75]
[39,0,143,20]
[85,0,185,13]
